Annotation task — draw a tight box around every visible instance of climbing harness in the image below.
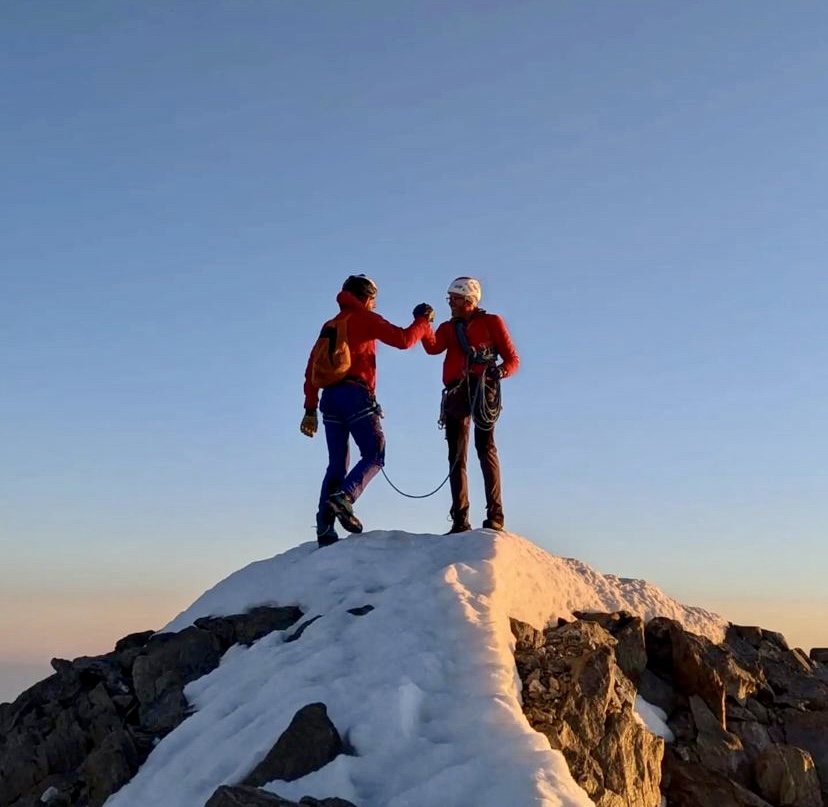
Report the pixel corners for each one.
[380,318,503,499]
[451,318,503,432]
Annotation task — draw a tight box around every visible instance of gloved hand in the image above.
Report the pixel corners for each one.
[300,410,318,437]
[486,364,505,380]
[413,303,435,323]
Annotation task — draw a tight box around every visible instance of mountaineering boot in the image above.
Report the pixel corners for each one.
[327,491,363,534]
[316,523,339,548]
[482,518,504,531]
[446,507,470,536]
[316,505,339,547]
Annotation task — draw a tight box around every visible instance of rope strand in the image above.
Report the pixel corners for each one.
[380,465,451,499]
[379,374,498,499]
[379,315,502,499]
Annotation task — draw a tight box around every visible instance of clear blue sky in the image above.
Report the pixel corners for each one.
[2,1,827,701]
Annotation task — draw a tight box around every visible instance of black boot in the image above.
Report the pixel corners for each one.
[316,506,339,547]
[327,491,363,534]
[445,507,471,535]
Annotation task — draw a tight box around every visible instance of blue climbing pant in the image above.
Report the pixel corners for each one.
[317,381,385,525]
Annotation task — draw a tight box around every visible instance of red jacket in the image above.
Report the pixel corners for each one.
[422,309,519,387]
[304,290,432,410]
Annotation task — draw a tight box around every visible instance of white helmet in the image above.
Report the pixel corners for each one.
[447,276,482,305]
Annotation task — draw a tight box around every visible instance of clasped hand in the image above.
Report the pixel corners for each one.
[412,303,435,323]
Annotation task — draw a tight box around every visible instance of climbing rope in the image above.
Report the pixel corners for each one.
[380,465,451,499]
[467,369,502,431]
[380,374,494,499]
[380,318,503,498]
[379,395,467,498]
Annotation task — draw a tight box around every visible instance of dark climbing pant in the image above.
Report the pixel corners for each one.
[444,412,503,527]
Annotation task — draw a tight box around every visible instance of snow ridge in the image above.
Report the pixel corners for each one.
[106,530,726,807]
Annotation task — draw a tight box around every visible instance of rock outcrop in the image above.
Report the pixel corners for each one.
[660,619,828,807]
[513,612,828,807]
[243,702,346,787]
[205,786,357,807]
[0,606,302,807]
[202,702,354,807]
[512,614,664,807]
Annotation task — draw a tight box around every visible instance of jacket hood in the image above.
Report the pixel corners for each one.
[336,289,370,310]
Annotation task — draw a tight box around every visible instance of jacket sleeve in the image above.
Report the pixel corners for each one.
[421,321,449,355]
[366,311,432,349]
[303,350,320,411]
[491,315,520,378]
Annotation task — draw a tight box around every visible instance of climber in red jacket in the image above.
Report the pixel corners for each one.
[302,274,434,546]
[422,277,519,534]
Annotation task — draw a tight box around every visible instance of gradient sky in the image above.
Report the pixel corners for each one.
[3,1,827,703]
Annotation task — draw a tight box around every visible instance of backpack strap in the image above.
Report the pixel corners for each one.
[450,318,502,429]
[453,318,497,366]
[453,318,473,358]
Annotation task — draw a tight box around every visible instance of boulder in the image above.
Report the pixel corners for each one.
[346,605,374,617]
[195,606,304,648]
[663,748,774,807]
[81,728,139,807]
[204,787,359,807]
[132,626,225,734]
[573,611,648,687]
[725,628,828,711]
[727,625,765,649]
[689,695,750,785]
[754,744,822,807]
[783,711,828,801]
[244,703,345,787]
[114,629,156,653]
[670,625,728,725]
[648,619,761,725]
[769,663,828,711]
[729,718,773,762]
[205,785,302,806]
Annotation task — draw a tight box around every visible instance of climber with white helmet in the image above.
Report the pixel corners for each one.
[422,276,519,533]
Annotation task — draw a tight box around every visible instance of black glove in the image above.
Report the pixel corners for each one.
[486,364,505,380]
[413,303,435,323]
[300,410,318,437]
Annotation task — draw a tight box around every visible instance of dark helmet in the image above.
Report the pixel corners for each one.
[342,274,378,301]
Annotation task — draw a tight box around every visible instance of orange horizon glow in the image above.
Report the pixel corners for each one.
[2,591,826,668]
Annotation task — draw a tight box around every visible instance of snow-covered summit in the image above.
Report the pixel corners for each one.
[107,529,726,807]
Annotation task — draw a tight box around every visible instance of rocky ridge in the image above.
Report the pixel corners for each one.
[2,599,826,806]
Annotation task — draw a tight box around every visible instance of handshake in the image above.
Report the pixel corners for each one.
[412,303,435,323]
